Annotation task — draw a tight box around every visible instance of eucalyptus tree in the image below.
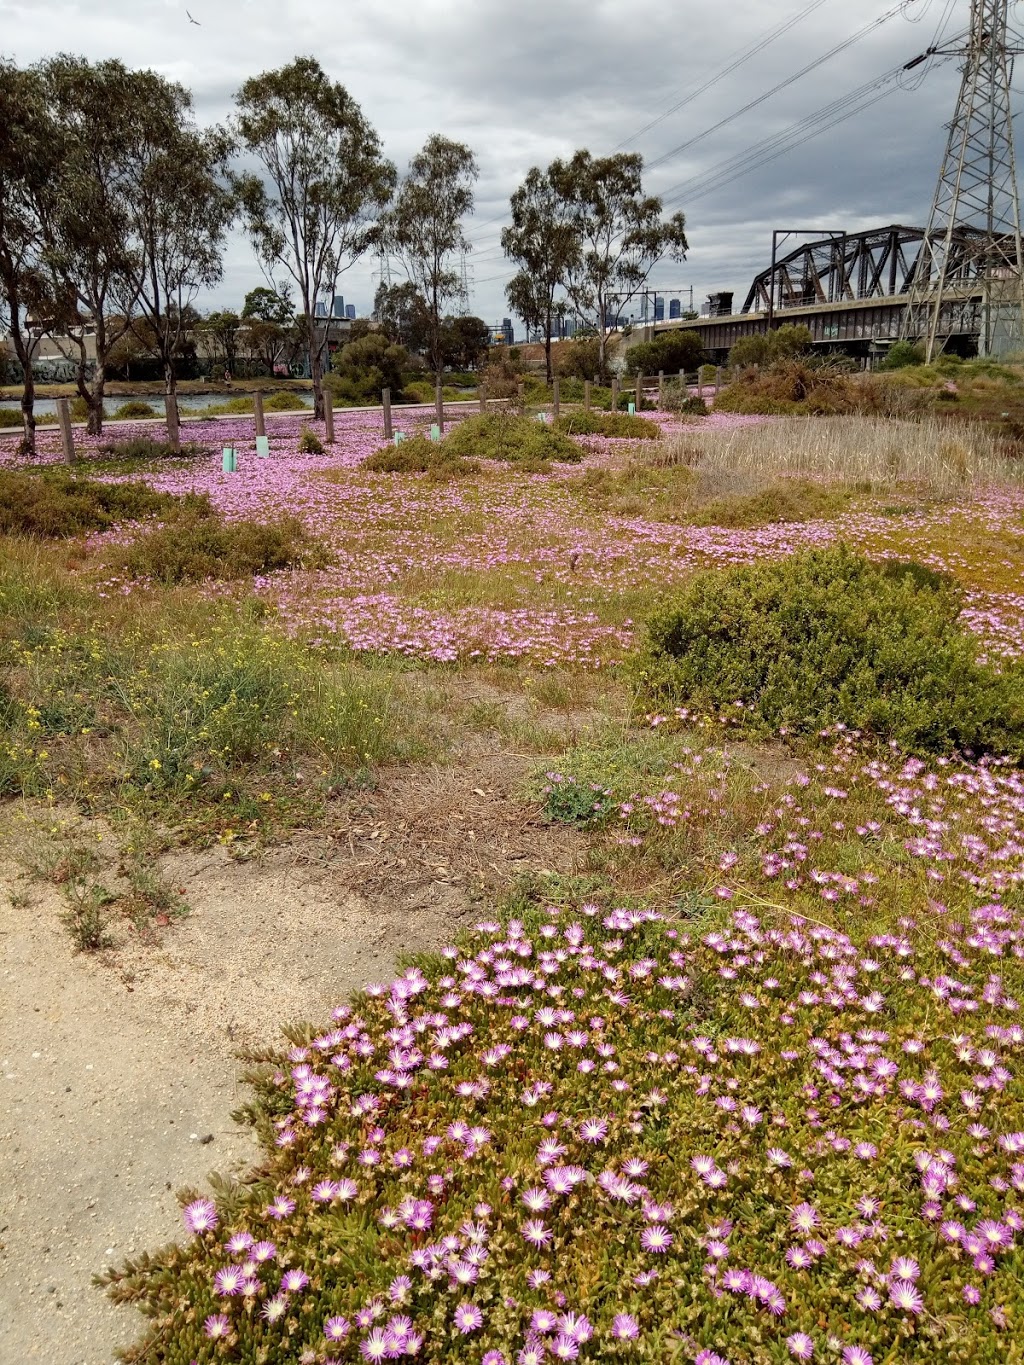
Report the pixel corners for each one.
[386,136,478,379]
[550,150,688,379]
[502,165,577,382]
[34,57,151,433]
[233,57,396,418]
[124,96,234,396]
[0,60,54,453]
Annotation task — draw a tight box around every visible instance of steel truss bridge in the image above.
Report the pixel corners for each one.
[655,224,1004,361]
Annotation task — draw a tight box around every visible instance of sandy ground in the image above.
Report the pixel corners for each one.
[0,750,582,1364]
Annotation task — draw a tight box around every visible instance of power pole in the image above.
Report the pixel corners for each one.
[903,0,1024,360]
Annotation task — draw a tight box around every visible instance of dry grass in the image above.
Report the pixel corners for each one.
[674,416,1022,491]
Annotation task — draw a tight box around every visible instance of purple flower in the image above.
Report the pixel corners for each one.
[889,1280,924,1314]
[183,1198,218,1235]
[522,1219,552,1248]
[640,1224,673,1253]
[787,1333,814,1360]
[281,1268,309,1293]
[551,1335,579,1361]
[454,1302,484,1334]
[324,1315,350,1342]
[612,1312,640,1340]
[842,1349,873,1365]
[203,1313,231,1339]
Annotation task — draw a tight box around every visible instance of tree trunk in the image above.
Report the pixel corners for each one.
[7,309,37,456]
[311,348,325,420]
[88,367,106,436]
[597,329,608,386]
[544,310,553,385]
[19,364,36,456]
[163,358,177,396]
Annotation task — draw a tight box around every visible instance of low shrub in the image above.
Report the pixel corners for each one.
[402,381,465,405]
[98,436,209,463]
[0,407,26,428]
[115,513,329,583]
[633,544,1024,759]
[113,400,158,420]
[688,478,852,527]
[362,435,480,480]
[442,413,582,464]
[262,391,308,411]
[660,381,708,415]
[716,360,859,416]
[0,469,211,539]
[727,323,813,369]
[297,425,324,455]
[879,339,926,371]
[555,410,661,439]
[624,328,704,377]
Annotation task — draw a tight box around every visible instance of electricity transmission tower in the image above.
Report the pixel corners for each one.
[903,0,1024,359]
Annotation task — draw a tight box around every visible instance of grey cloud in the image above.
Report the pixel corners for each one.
[0,0,999,325]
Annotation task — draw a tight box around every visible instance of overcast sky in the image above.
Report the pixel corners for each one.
[2,0,1016,331]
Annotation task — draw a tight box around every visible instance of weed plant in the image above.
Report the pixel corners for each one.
[0,469,211,538]
[363,436,480,480]
[0,553,420,840]
[443,414,582,464]
[114,514,330,583]
[298,426,325,455]
[554,411,661,439]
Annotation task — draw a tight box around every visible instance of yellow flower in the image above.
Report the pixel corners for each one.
[149,759,162,770]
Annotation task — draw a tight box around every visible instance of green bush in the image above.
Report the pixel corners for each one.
[633,545,1024,759]
[555,410,661,439]
[660,381,708,415]
[0,407,26,428]
[297,425,324,455]
[624,329,704,377]
[553,336,604,381]
[115,514,329,583]
[113,400,159,419]
[0,470,211,538]
[879,340,926,371]
[727,323,814,370]
[362,435,480,479]
[262,391,308,411]
[442,413,582,464]
[715,360,858,416]
[327,333,408,405]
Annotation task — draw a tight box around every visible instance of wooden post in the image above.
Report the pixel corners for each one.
[382,387,393,440]
[253,390,266,438]
[478,383,486,415]
[323,389,334,444]
[584,379,591,412]
[517,380,525,414]
[164,393,179,452]
[56,397,75,465]
[435,380,444,433]
[635,373,644,410]
[611,376,619,412]
[658,369,664,406]
[697,371,703,399]
[552,377,560,420]
[716,366,723,391]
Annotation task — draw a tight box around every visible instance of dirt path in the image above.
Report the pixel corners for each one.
[1,751,582,1364]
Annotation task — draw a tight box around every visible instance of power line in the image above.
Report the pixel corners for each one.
[614,0,834,150]
[644,0,928,172]
[658,52,954,209]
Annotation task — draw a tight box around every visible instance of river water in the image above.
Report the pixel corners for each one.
[0,391,314,418]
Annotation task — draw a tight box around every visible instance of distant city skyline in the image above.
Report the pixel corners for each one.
[0,0,990,329]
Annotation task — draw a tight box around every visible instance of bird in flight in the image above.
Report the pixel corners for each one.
[186,8,200,23]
